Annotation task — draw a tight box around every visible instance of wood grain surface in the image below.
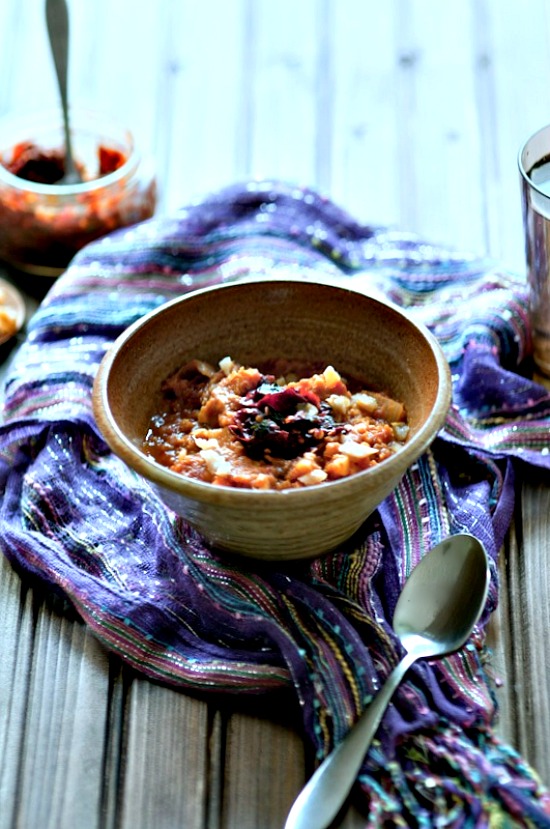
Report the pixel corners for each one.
[1,1,549,827]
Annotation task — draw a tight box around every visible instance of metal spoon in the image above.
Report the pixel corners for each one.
[284,533,490,829]
[45,0,81,184]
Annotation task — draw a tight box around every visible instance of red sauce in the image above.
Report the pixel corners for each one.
[3,141,126,184]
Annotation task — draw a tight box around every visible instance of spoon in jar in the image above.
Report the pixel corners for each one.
[284,532,490,829]
[45,0,82,184]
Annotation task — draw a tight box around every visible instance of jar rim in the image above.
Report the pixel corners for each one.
[0,107,141,195]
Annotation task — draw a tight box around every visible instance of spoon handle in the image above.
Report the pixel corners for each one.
[284,651,417,829]
[45,0,77,177]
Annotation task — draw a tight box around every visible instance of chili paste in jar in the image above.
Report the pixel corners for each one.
[0,131,156,276]
[142,357,409,491]
[2,141,125,184]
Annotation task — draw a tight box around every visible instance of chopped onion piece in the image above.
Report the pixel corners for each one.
[219,356,235,376]
[340,440,378,459]
[194,436,220,450]
[351,393,378,413]
[297,402,319,418]
[322,365,342,387]
[393,423,410,441]
[327,394,351,415]
[200,448,231,475]
[298,468,328,486]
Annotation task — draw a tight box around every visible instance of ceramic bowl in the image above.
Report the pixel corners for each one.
[92,277,451,560]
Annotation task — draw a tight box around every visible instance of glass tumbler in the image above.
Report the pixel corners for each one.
[519,124,550,376]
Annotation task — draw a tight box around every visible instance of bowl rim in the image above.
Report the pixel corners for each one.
[92,276,452,504]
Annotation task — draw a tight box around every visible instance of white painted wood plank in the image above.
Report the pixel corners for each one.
[0,558,35,829]
[329,0,402,227]
[0,0,59,116]
[245,0,321,188]
[490,511,550,789]
[474,0,550,272]
[221,710,305,829]
[513,482,550,785]
[120,678,210,829]
[0,2,25,117]
[393,0,487,253]
[323,0,491,251]
[10,603,111,829]
[486,550,515,751]
[69,0,170,164]
[156,0,250,212]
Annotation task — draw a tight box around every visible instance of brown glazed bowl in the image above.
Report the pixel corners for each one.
[92,277,451,560]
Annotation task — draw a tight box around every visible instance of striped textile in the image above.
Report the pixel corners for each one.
[1,181,550,827]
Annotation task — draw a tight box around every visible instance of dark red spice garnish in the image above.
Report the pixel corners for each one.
[230,378,345,460]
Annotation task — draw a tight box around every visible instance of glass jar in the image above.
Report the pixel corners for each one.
[0,109,157,277]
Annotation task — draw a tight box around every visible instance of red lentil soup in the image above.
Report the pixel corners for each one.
[142,357,409,490]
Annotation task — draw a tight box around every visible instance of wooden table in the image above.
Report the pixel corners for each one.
[1,1,550,826]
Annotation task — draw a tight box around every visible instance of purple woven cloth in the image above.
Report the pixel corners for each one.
[1,181,550,826]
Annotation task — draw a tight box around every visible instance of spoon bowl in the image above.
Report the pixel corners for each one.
[284,533,490,829]
[393,532,491,658]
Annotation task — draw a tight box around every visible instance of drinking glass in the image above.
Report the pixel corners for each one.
[519,124,550,376]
